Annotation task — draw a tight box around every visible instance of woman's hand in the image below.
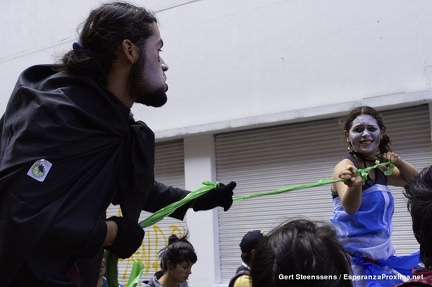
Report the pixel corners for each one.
[339,165,363,188]
[380,152,419,186]
[380,152,400,165]
[333,164,364,215]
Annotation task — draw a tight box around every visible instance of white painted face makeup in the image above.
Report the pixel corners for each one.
[347,114,381,157]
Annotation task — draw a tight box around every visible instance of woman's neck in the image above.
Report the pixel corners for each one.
[350,150,378,165]
[159,273,178,287]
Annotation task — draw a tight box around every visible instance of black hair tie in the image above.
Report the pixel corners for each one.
[72,42,85,51]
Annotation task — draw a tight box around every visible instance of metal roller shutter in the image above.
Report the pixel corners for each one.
[215,105,432,283]
[107,139,187,285]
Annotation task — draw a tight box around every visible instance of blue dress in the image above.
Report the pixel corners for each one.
[330,153,420,287]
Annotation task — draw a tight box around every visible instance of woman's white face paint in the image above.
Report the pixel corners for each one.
[347,114,382,156]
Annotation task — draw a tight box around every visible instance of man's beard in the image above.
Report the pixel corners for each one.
[134,86,167,107]
[128,57,168,107]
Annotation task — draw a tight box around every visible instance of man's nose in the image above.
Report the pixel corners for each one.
[161,58,169,72]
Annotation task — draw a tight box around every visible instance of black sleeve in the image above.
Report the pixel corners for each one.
[142,181,191,220]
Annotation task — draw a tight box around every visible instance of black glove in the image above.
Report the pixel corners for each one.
[105,216,144,259]
[193,181,236,212]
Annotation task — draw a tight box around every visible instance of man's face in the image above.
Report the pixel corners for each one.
[129,22,169,107]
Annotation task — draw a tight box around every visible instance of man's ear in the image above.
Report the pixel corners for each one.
[120,39,139,63]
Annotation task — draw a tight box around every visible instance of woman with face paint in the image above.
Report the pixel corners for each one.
[329,106,420,287]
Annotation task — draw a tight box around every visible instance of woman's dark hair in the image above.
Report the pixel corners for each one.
[404,166,432,268]
[341,106,392,154]
[159,233,197,272]
[58,2,157,84]
[251,218,352,287]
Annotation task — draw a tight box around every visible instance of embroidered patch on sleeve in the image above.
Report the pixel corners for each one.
[27,159,53,182]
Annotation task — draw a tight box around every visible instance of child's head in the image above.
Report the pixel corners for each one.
[404,165,432,268]
[251,218,352,287]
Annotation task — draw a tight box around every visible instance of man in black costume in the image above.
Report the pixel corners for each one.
[0,3,236,286]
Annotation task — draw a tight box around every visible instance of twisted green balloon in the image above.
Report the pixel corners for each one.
[233,161,394,202]
[107,162,394,286]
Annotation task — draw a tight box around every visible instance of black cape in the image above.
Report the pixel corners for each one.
[0,65,189,286]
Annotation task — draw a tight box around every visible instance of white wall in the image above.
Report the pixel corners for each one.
[132,0,432,135]
[2,0,432,132]
[183,135,220,287]
[1,1,432,286]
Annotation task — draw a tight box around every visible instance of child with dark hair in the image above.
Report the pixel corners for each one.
[228,230,264,287]
[396,166,432,286]
[144,233,197,287]
[250,218,353,287]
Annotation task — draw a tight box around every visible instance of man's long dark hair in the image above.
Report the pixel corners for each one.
[59,2,157,84]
